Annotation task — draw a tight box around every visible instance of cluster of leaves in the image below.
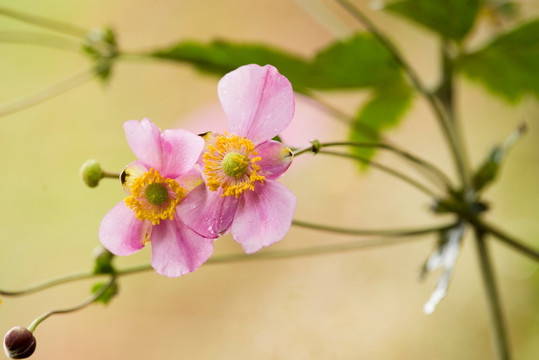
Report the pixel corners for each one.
[143,0,537,163]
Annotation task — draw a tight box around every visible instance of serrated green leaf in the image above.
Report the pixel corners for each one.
[91,281,118,305]
[457,20,539,102]
[349,82,414,167]
[384,0,480,41]
[149,34,403,91]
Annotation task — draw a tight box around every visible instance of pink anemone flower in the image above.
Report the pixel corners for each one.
[99,119,214,278]
[178,64,297,253]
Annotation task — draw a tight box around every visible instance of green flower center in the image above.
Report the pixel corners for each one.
[144,183,169,205]
[222,152,249,178]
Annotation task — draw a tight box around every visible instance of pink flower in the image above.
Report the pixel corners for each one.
[178,64,297,253]
[99,119,214,278]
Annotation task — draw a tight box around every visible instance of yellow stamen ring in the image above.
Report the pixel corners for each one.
[125,168,185,225]
[203,132,265,197]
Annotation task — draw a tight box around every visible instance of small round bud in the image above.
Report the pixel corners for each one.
[310,140,321,154]
[3,327,36,359]
[80,159,103,188]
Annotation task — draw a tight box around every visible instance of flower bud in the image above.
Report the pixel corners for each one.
[80,159,103,188]
[3,327,36,359]
[93,245,115,275]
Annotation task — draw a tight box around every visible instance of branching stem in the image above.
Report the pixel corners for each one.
[334,0,470,188]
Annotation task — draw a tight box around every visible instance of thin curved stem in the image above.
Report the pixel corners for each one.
[206,235,433,264]
[474,228,511,360]
[316,149,440,198]
[27,276,116,333]
[334,0,470,188]
[0,32,81,52]
[1,231,440,297]
[292,219,453,237]
[294,141,454,190]
[0,68,95,118]
[475,220,539,262]
[0,271,96,297]
[0,6,88,38]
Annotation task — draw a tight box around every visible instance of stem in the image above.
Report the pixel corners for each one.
[0,68,95,118]
[475,220,539,261]
[0,32,81,52]
[474,228,511,360]
[206,236,430,264]
[0,6,88,38]
[294,141,454,190]
[27,276,116,333]
[317,149,440,198]
[102,171,120,179]
[293,219,453,237]
[334,0,470,188]
[0,271,96,297]
[1,231,440,297]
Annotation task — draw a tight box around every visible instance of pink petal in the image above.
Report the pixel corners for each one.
[160,129,204,178]
[150,218,214,278]
[175,168,204,193]
[99,202,150,256]
[177,184,238,239]
[256,140,293,180]
[231,181,296,253]
[123,119,204,178]
[123,119,163,170]
[218,64,295,145]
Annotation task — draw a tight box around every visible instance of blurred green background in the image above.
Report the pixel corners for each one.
[0,0,538,359]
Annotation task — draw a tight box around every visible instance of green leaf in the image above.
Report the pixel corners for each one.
[150,34,403,90]
[91,281,118,305]
[457,20,539,102]
[151,40,312,92]
[308,34,402,88]
[349,82,414,166]
[384,0,480,41]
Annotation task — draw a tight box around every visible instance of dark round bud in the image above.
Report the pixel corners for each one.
[3,327,36,359]
[80,159,103,188]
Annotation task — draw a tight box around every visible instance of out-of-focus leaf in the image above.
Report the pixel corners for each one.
[384,0,480,41]
[420,222,465,314]
[308,34,402,88]
[91,281,118,305]
[150,34,403,91]
[457,20,539,102]
[349,82,414,166]
[151,40,312,91]
[472,124,526,191]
